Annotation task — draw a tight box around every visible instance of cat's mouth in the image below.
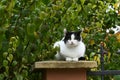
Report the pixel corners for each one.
[66,43,78,47]
[70,42,74,45]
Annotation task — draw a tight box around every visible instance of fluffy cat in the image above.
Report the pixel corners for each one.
[54,29,86,61]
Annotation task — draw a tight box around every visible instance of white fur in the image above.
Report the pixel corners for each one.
[54,39,86,61]
[65,34,79,47]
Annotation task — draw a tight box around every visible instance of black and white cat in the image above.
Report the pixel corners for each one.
[54,29,86,61]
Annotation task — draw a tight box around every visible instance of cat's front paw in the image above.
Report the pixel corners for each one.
[66,57,73,61]
[72,58,78,61]
[66,57,79,61]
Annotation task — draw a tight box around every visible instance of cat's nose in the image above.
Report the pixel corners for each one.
[71,41,74,44]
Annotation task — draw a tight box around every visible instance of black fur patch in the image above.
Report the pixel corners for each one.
[63,31,81,43]
[79,57,86,60]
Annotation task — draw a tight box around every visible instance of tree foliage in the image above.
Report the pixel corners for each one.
[0,0,120,80]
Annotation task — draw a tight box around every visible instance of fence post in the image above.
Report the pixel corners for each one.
[33,61,97,80]
[100,43,105,80]
[100,42,108,80]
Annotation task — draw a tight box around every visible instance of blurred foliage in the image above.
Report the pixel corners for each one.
[0,0,120,80]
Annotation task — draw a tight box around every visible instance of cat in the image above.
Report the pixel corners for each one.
[54,29,86,61]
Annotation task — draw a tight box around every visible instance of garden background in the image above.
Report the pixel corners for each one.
[0,0,120,80]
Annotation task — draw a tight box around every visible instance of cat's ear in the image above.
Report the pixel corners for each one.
[77,30,82,34]
[64,28,67,36]
[76,30,82,37]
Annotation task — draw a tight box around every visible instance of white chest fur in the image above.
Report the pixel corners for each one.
[54,40,86,61]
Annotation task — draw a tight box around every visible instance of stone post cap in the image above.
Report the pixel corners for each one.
[33,61,97,69]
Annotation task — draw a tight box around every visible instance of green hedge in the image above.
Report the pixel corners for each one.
[0,0,120,80]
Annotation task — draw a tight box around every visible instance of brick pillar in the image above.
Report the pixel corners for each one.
[33,61,97,80]
[43,68,86,80]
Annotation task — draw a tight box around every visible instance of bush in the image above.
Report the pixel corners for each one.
[0,0,120,80]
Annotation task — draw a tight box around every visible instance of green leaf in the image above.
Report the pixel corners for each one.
[12,60,18,66]
[92,5,97,9]
[7,54,13,62]
[114,75,120,80]
[3,52,8,58]
[39,11,48,20]
[22,57,28,63]
[3,60,8,67]
[14,71,24,80]
[0,43,2,50]
[27,23,35,36]
[0,74,4,80]
[42,0,50,5]
[7,0,16,12]
[0,5,6,15]
[80,0,85,5]
[16,73,23,80]
[90,52,96,57]
[0,30,4,49]
[77,5,82,12]
[96,22,102,27]
[22,70,28,77]
[8,48,13,54]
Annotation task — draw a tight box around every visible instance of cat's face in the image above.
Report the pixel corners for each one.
[63,30,82,47]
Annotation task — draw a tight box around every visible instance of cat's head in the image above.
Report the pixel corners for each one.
[63,29,82,47]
